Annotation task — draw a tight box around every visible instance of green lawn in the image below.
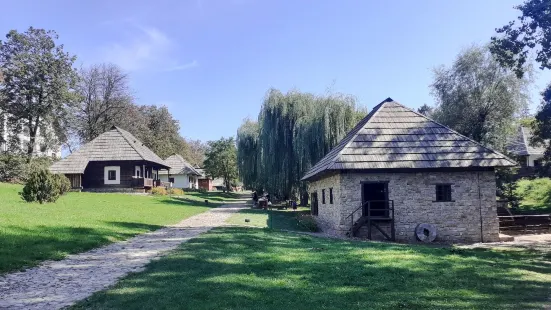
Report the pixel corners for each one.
[0,183,236,274]
[226,207,312,231]
[73,227,551,310]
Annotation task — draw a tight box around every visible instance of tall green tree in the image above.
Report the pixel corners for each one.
[491,0,551,164]
[0,27,77,157]
[430,45,531,150]
[204,137,238,191]
[237,89,361,203]
[236,119,259,190]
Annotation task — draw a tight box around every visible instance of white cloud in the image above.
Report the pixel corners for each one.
[101,24,196,72]
[165,60,199,72]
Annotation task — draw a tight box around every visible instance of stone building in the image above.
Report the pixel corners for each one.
[301,98,516,243]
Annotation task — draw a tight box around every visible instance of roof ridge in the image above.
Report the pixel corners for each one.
[301,99,390,180]
[389,100,517,166]
[326,100,390,170]
[114,126,148,161]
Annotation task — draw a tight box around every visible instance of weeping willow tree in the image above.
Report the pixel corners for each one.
[236,119,259,190]
[237,88,364,204]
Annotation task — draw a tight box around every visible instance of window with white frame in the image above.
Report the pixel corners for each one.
[104,166,120,185]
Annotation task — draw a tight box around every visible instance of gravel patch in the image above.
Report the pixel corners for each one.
[460,233,551,253]
[0,203,246,310]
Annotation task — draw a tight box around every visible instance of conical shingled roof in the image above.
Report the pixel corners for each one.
[50,126,168,174]
[301,98,516,181]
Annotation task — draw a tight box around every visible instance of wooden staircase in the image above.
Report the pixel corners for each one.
[346,200,395,241]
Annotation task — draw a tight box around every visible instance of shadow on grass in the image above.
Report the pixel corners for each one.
[232,208,312,231]
[71,226,551,310]
[186,191,245,202]
[159,197,220,208]
[0,221,167,274]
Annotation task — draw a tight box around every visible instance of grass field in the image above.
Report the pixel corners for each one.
[226,207,312,231]
[72,227,551,310]
[0,183,237,274]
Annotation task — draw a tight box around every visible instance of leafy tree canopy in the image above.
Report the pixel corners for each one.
[204,137,238,191]
[491,0,551,168]
[430,44,531,150]
[237,88,363,203]
[491,0,551,78]
[0,27,77,156]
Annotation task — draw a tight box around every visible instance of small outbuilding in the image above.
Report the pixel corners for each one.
[50,126,169,192]
[302,98,516,243]
[507,126,546,167]
[158,154,202,189]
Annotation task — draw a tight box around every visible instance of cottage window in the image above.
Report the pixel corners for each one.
[322,189,326,204]
[104,166,120,185]
[329,188,333,204]
[435,184,452,202]
[169,177,175,183]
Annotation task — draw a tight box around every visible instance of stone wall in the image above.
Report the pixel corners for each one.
[309,170,500,243]
[308,173,342,234]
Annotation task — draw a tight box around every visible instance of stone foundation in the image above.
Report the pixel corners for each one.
[82,188,145,193]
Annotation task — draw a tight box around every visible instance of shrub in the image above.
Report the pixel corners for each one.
[151,187,168,195]
[0,154,26,183]
[296,214,320,232]
[52,174,71,195]
[20,169,60,203]
[168,188,184,195]
[514,178,551,213]
[0,154,53,183]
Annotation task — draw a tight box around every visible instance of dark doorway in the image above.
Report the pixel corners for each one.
[311,192,318,215]
[361,182,388,218]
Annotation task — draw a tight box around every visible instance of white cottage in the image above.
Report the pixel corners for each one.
[159,154,201,189]
[301,98,516,243]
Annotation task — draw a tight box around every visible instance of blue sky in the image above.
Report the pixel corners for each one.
[1,0,550,142]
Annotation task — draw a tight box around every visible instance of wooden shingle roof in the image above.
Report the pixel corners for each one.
[302,98,516,181]
[50,126,168,174]
[506,126,546,156]
[158,154,202,176]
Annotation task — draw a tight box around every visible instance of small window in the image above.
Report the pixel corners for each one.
[534,159,543,167]
[435,184,452,202]
[329,188,333,204]
[322,189,326,204]
[108,170,117,181]
[169,177,175,183]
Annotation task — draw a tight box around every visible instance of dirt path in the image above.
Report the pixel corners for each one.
[459,233,551,252]
[0,201,247,310]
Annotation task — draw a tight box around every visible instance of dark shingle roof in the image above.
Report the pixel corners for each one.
[50,126,168,174]
[506,126,546,156]
[158,154,201,176]
[302,98,517,181]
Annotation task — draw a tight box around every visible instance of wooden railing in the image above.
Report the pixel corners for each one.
[131,177,155,188]
[345,200,395,240]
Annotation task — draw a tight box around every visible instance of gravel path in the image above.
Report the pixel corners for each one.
[0,201,247,310]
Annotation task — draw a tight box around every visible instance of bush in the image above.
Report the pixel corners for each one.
[20,169,61,203]
[514,178,551,213]
[52,174,71,195]
[0,154,26,183]
[296,214,320,232]
[168,188,184,195]
[0,154,53,183]
[151,187,168,195]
